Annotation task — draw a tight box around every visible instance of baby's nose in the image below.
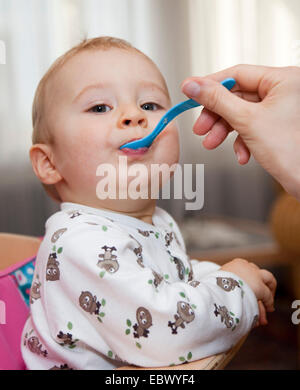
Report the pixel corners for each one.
[118,109,148,129]
[122,118,146,127]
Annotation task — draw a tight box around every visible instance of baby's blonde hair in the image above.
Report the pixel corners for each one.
[31,36,167,202]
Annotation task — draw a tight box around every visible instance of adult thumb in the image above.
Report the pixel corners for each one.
[181,77,254,131]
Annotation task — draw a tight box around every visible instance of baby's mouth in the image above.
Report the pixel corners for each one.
[119,138,150,156]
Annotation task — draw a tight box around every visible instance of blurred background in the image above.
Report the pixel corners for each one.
[0,0,300,369]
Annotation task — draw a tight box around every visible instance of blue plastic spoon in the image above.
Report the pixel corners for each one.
[119,77,236,150]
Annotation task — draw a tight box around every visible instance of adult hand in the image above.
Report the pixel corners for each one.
[181,65,300,201]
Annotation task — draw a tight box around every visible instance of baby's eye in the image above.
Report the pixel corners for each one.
[141,102,160,111]
[89,104,112,113]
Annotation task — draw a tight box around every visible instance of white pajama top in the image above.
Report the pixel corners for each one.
[21,202,259,370]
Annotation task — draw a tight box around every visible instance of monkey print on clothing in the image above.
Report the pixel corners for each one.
[168,301,195,334]
[128,234,145,268]
[133,246,144,268]
[50,364,73,370]
[51,228,67,243]
[79,291,101,315]
[137,228,155,237]
[30,278,41,304]
[216,277,240,292]
[152,270,164,288]
[46,253,60,281]
[167,250,186,280]
[186,257,194,281]
[173,256,185,280]
[213,303,235,329]
[67,210,82,219]
[188,280,200,288]
[164,232,173,247]
[133,307,153,338]
[97,245,119,273]
[57,331,78,348]
[24,335,48,357]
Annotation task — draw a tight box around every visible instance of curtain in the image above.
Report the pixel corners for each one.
[0,0,299,235]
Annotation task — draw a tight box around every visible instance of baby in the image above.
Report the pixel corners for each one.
[22,36,276,370]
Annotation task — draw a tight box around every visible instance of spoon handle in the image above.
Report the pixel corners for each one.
[120,77,235,149]
[152,77,236,140]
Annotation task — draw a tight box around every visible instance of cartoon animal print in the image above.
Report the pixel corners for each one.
[251,314,259,329]
[114,354,129,364]
[79,291,101,315]
[167,250,185,280]
[50,364,73,370]
[128,234,144,268]
[137,228,154,237]
[213,303,234,328]
[57,331,78,347]
[97,245,119,273]
[51,228,67,243]
[152,270,164,288]
[133,307,153,338]
[168,301,195,334]
[30,279,41,304]
[188,280,200,288]
[216,277,240,292]
[165,232,173,246]
[67,210,82,219]
[186,258,194,281]
[133,246,144,268]
[25,336,48,357]
[173,256,185,280]
[46,252,60,281]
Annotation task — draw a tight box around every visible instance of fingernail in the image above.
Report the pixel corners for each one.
[236,151,242,163]
[182,81,201,97]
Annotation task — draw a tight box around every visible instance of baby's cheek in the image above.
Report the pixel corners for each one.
[155,125,180,164]
[72,146,108,188]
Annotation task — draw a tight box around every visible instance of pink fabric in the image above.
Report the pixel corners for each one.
[0,275,29,370]
[0,237,42,370]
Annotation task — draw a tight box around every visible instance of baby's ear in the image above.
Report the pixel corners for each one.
[29,144,62,185]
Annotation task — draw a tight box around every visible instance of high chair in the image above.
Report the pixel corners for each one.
[0,232,247,370]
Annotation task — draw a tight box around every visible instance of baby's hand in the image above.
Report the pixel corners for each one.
[221,258,277,325]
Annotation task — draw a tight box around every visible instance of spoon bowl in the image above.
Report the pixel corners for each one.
[119,77,236,150]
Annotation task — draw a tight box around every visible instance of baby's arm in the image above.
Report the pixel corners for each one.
[43,219,259,368]
[190,257,276,325]
[221,258,276,325]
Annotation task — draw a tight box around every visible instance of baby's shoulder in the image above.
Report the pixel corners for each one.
[43,207,131,247]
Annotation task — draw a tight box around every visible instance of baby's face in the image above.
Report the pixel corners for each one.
[46,48,179,205]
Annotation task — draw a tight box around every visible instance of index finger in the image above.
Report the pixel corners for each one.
[200,64,276,93]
